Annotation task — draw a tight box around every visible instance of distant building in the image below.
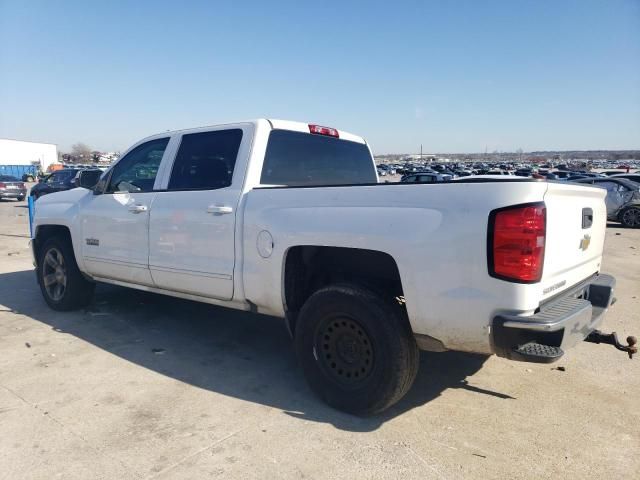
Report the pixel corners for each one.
[0,138,58,171]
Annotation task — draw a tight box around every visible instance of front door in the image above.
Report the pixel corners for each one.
[80,137,170,285]
[148,128,246,300]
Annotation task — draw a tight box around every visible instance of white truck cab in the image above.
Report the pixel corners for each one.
[31,119,634,414]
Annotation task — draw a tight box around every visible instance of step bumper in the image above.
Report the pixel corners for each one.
[492,274,615,362]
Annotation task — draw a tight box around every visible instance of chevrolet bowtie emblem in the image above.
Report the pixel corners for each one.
[579,234,591,251]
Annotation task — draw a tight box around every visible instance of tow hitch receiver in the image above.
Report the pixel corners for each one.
[585,330,637,359]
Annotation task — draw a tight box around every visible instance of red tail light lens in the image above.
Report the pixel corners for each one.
[489,203,546,283]
[308,124,339,138]
[0,183,5,188]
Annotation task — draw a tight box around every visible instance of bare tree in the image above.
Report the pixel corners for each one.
[71,142,92,162]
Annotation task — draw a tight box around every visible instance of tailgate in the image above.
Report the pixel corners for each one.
[541,182,607,299]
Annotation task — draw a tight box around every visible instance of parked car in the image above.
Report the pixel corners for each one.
[0,175,27,201]
[514,168,532,177]
[32,119,627,414]
[572,177,640,228]
[552,171,573,179]
[29,168,97,200]
[401,172,452,183]
[610,173,640,185]
[377,164,396,175]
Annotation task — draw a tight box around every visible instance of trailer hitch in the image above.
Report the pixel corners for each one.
[584,330,637,359]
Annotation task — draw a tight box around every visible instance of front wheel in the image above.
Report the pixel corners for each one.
[37,236,95,311]
[294,284,419,415]
[620,207,640,228]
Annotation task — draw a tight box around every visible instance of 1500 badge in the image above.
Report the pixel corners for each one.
[85,238,99,246]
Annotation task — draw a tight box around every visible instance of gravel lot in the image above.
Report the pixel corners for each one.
[0,193,638,480]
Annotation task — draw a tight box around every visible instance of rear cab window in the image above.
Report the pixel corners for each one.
[260,130,376,186]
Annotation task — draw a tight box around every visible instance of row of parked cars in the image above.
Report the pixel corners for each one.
[4,160,639,229]
[0,167,104,202]
[388,164,640,228]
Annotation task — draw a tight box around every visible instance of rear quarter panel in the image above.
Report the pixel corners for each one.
[241,181,550,354]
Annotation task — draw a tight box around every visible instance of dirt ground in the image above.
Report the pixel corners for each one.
[0,193,638,480]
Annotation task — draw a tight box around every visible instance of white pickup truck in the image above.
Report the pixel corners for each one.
[31,119,634,415]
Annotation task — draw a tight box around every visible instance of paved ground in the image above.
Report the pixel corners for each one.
[0,194,638,479]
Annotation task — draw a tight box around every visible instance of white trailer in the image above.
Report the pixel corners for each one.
[0,138,58,172]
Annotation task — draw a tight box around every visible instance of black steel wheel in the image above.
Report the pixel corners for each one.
[314,315,374,387]
[295,283,419,415]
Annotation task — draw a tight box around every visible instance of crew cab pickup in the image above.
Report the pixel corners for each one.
[31,119,630,414]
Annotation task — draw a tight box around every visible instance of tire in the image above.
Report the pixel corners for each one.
[294,283,419,415]
[619,207,640,228]
[17,196,25,202]
[37,236,95,311]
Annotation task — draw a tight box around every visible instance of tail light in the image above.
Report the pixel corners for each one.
[0,183,5,188]
[19,183,25,189]
[308,124,339,138]
[488,203,546,283]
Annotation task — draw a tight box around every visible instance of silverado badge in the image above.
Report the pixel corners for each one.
[579,234,591,251]
[85,238,99,246]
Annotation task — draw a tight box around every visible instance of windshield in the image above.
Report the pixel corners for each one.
[260,130,376,186]
[0,175,20,182]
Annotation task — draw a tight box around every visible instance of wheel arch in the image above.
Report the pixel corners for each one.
[33,224,75,267]
[282,245,405,336]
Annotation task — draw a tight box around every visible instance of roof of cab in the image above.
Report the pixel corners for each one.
[140,119,367,145]
[266,119,366,144]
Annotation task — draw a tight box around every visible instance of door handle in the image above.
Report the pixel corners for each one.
[128,204,148,214]
[207,205,233,215]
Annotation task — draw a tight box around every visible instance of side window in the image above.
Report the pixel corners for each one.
[168,129,243,190]
[106,138,169,193]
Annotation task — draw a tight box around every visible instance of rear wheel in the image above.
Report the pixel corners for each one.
[294,284,419,415]
[620,207,640,228]
[37,236,95,311]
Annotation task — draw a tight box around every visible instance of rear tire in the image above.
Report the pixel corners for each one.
[294,283,419,415]
[620,207,640,228]
[37,236,95,311]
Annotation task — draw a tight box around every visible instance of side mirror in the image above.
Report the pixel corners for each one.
[77,170,102,190]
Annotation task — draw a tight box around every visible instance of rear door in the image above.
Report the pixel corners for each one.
[148,125,252,300]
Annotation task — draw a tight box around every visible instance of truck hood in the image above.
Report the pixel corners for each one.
[36,187,93,205]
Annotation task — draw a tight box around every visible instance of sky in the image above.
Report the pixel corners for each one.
[0,0,639,154]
